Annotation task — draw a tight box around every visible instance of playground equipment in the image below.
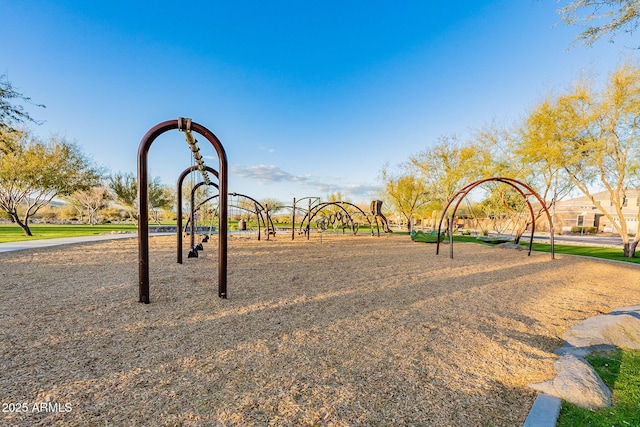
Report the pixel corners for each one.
[176,165,220,262]
[229,192,274,239]
[188,179,219,257]
[138,118,228,303]
[184,192,275,241]
[300,201,374,236]
[435,177,554,259]
[289,196,321,240]
[370,200,392,234]
[410,229,444,243]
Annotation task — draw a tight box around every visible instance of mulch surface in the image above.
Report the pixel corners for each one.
[1,233,638,426]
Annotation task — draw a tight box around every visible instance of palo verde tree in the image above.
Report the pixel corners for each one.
[260,198,284,216]
[149,181,173,224]
[0,129,102,236]
[475,122,575,240]
[109,172,174,223]
[409,135,493,210]
[109,172,138,220]
[522,62,640,257]
[380,163,431,231]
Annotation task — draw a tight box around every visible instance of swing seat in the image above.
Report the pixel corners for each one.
[476,235,512,244]
[410,230,444,243]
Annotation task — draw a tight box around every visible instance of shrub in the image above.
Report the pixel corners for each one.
[570,226,598,234]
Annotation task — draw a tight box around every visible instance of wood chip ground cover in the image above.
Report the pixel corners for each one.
[1,233,638,426]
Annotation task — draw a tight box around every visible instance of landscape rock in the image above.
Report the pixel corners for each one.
[530,354,611,409]
[563,305,640,350]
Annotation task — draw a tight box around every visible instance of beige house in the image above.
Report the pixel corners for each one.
[551,189,640,234]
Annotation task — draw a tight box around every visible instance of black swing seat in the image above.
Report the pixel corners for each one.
[476,234,512,244]
[410,229,444,243]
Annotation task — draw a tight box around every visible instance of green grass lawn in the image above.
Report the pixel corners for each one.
[557,349,640,427]
[445,235,640,265]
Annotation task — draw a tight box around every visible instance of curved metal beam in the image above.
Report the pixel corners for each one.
[302,201,373,235]
[435,177,554,259]
[138,119,229,303]
[176,165,219,264]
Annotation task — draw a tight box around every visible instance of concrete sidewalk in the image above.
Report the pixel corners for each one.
[0,233,139,253]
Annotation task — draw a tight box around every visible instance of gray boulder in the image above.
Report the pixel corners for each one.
[563,305,640,351]
[530,354,611,409]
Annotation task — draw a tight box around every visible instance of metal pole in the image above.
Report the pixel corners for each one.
[265,203,270,241]
[138,120,177,303]
[307,198,311,240]
[292,197,296,241]
[138,141,150,303]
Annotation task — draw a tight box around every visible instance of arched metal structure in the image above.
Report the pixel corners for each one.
[187,192,274,241]
[291,197,321,240]
[189,179,219,253]
[138,118,228,303]
[176,165,220,264]
[301,201,374,236]
[229,192,273,239]
[435,177,554,259]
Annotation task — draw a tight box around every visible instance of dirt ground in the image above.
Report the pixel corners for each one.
[1,232,639,426]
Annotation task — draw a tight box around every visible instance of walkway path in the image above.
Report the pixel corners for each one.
[0,233,139,253]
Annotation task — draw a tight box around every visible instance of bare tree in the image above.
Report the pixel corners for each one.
[0,74,44,134]
[559,0,640,46]
[66,187,112,225]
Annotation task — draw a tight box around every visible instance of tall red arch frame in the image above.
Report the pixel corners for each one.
[137,119,229,303]
[435,177,554,259]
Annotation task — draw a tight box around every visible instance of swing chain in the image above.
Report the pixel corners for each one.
[179,117,212,185]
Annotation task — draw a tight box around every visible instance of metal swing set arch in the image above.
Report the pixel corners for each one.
[137,118,228,303]
[176,165,220,262]
[435,177,555,259]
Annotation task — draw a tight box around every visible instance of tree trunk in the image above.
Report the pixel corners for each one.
[10,212,33,236]
[623,241,638,258]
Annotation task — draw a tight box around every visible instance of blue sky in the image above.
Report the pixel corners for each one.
[1,1,636,203]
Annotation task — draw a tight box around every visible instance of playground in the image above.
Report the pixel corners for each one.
[2,233,639,426]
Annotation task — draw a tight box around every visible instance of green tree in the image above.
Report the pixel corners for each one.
[522,63,640,257]
[380,164,431,231]
[0,130,102,235]
[149,180,174,224]
[473,183,530,240]
[475,122,574,240]
[109,172,138,220]
[260,198,284,215]
[0,74,44,134]
[325,192,350,203]
[559,0,640,46]
[409,135,492,210]
[110,172,175,223]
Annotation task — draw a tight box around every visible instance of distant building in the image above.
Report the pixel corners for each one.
[551,189,639,234]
